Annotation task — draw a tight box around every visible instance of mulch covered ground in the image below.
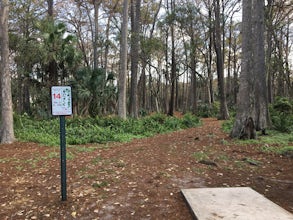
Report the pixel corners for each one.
[0,118,292,219]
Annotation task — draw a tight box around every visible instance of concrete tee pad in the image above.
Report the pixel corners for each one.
[181,187,293,220]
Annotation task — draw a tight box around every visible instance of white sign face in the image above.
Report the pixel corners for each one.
[51,86,72,116]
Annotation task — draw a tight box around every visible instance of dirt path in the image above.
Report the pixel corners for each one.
[0,118,292,219]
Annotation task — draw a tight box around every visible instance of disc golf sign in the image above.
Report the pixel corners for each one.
[51,86,72,201]
[51,86,72,116]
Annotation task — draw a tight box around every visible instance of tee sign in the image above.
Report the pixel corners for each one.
[51,86,72,116]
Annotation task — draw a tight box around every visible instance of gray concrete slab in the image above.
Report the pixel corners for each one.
[181,187,293,220]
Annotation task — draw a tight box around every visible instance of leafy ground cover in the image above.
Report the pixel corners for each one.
[14,113,200,145]
[0,118,292,219]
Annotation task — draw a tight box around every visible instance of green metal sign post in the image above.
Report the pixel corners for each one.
[59,115,67,201]
[51,86,72,201]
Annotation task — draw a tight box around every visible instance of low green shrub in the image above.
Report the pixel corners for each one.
[14,113,201,146]
[182,113,201,128]
[222,118,234,133]
[270,97,293,133]
[197,102,220,118]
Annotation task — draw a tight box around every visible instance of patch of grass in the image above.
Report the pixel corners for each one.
[46,151,75,160]
[91,156,103,165]
[236,138,260,145]
[23,158,40,168]
[114,160,126,168]
[259,145,277,153]
[0,158,11,163]
[259,131,292,145]
[96,144,111,150]
[69,145,97,153]
[15,165,23,171]
[83,174,97,179]
[66,152,75,160]
[157,171,172,178]
[260,145,293,157]
[254,131,293,156]
[279,146,293,157]
[76,167,88,177]
[47,151,59,159]
[92,181,108,188]
[192,167,206,174]
[217,153,230,161]
[0,157,40,169]
[231,130,292,153]
[192,151,209,161]
[234,160,246,169]
[221,139,229,145]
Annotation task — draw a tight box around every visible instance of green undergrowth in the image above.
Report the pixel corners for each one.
[222,119,293,156]
[14,113,200,146]
[260,145,293,157]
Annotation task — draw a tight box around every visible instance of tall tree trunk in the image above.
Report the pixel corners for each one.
[148,70,153,111]
[232,36,239,105]
[253,0,270,131]
[190,37,197,114]
[221,0,225,66]
[168,0,176,116]
[138,60,147,110]
[164,38,170,114]
[168,24,176,116]
[47,0,58,86]
[231,0,255,138]
[0,0,15,143]
[93,0,101,69]
[104,12,114,73]
[23,73,31,114]
[226,17,233,104]
[266,0,273,103]
[129,0,141,118]
[74,7,90,68]
[118,0,129,119]
[276,36,285,97]
[284,19,292,97]
[163,0,170,114]
[138,0,162,114]
[103,1,119,72]
[232,0,269,137]
[214,0,229,120]
[208,0,214,104]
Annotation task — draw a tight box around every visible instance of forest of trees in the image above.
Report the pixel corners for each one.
[0,0,292,143]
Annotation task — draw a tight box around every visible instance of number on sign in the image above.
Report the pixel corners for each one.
[54,93,61,99]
